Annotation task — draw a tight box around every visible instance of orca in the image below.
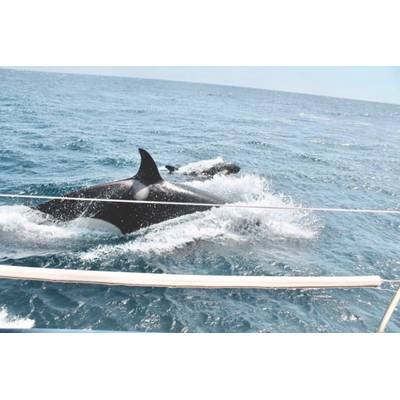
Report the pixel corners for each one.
[165,161,240,177]
[36,149,225,234]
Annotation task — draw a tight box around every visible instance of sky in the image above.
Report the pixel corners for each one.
[8,67,400,105]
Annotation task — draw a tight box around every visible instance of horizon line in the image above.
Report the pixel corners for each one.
[3,67,400,107]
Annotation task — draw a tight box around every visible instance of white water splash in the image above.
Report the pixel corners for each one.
[0,206,84,241]
[0,205,119,258]
[0,307,35,329]
[81,174,319,261]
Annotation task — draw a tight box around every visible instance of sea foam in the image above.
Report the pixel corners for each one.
[0,307,35,329]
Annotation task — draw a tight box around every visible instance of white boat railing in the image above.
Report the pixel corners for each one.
[0,264,399,333]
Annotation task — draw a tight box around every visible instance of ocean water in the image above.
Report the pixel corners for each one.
[1,68,400,332]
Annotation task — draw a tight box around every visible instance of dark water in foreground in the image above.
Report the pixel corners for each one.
[1,68,400,332]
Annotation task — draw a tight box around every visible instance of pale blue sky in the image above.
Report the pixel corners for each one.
[9,67,400,105]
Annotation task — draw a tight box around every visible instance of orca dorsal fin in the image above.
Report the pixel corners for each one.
[134,148,163,185]
[165,165,177,173]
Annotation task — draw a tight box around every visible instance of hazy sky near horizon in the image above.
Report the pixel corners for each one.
[8,67,400,105]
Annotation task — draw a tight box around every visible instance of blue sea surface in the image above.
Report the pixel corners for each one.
[1,68,400,332]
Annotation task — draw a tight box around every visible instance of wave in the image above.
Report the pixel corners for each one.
[0,307,35,329]
[81,174,320,261]
[294,112,331,122]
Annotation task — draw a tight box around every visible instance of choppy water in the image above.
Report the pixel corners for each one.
[1,68,400,332]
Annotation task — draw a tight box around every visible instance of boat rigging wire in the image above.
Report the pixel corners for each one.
[1,193,400,215]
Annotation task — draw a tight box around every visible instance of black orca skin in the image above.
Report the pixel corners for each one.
[36,149,225,234]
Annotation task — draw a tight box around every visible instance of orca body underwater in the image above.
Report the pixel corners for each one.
[36,149,225,234]
[165,161,240,177]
